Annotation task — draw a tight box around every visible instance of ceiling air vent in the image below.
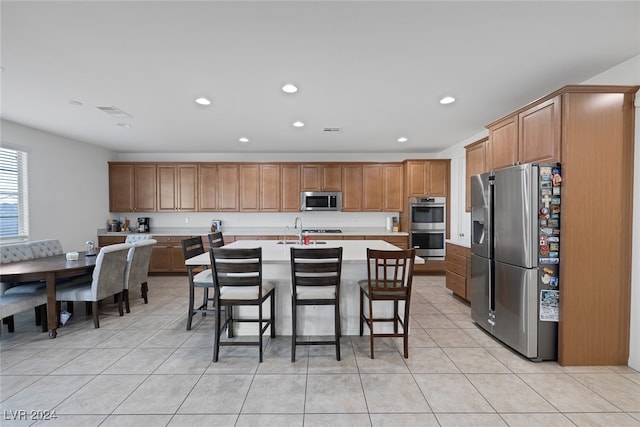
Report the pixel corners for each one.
[323,127,341,133]
[97,106,133,118]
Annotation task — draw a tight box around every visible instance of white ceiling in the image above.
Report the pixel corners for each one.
[1,1,639,154]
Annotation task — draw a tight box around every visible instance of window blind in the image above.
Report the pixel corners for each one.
[0,146,29,240]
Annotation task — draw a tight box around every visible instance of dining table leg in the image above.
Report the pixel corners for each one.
[45,272,57,338]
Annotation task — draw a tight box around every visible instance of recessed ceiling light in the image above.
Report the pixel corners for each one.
[195,97,211,106]
[282,84,298,94]
[440,96,456,105]
[397,137,408,143]
[293,121,305,128]
[239,137,249,143]
[117,123,132,128]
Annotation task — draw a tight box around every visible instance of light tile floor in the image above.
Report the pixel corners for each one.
[1,275,639,426]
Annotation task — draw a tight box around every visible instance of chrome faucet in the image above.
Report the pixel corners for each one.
[294,217,302,244]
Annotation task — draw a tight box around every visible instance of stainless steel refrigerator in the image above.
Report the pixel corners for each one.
[470,163,561,361]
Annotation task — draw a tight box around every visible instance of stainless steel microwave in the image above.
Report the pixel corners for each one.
[300,191,342,211]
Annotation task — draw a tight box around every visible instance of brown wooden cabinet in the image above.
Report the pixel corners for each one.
[445,243,470,302]
[341,164,363,211]
[149,235,191,273]
[301,164,341,191]
[109,163,156,212]
[405,160,449,197]
[487,96,561,171]
[464,137,488,212]
[361,163,404,212]
[518,96,561,164]
[198,163,219,211]
[487,115,518,170]
[97,235,126,247]
[157,164,197,212]
[217,164,239,211]
[239,164,281,212]
[281,164,301,212]
[239,164,260,211]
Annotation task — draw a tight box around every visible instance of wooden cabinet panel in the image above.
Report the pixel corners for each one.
[465,138,488,212]
[342,164,363,211]
[133,164,157,211]
[406,161,427,196]
[405,160,449,197]
[383,163,404,212]
[260,164,281,212]
[109,163,134,212]
[518,96,561,164]
[362,164,383,211]
[149,235,193,273]
[157,164,197,212]
[445,243,470,301]
[218,164,239,211]
[488,115,518,170]
[426,161,448,197]
[239,164,260,211]
[198,164,218,211]
[109,163,156,212]
[281,164,301,212]
[301,164,341,190]
[98,235,126,247]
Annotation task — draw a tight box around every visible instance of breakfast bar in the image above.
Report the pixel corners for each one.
[185,239,424,336]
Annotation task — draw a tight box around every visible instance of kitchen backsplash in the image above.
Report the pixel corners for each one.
[110,211,400,231]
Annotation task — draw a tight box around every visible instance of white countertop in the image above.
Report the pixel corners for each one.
[98,227,408,237]
[185,239,424,265]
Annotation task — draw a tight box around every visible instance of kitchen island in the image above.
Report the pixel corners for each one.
[185,239,423,336]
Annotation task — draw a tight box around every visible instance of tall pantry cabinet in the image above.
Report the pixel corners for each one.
[479,85,639,366]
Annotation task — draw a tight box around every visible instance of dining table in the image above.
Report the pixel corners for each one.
[0,252,97,338]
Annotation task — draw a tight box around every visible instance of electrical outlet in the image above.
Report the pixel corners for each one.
[184,217,189,224]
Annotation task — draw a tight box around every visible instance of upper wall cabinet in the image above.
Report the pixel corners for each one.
[301,164,342,191]
[239,164,281,212]
[464,137,488,212]
[281,164,301,212]
[157,164,197,212]
[342,164,363,211]
[404,160,449,198]
[217,164,240,211]
[197,163,239,211]
[487,96,561,170]
[362,163,404,212]
[198,163,219,211]
[109,163,156,212]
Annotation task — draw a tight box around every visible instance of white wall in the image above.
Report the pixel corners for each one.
[582,55,640,370]
[1,120,116,251]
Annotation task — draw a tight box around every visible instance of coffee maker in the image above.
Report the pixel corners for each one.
[137,217,150,233]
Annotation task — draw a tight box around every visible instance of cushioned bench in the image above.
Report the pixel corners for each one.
[0,292,48,333]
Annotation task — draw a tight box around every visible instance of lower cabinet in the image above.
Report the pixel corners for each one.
[97,236,126,247]
[445,243,470,302]
[365,235,408,249]
[149,236,193,273]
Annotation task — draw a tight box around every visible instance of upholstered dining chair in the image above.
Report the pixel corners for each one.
[209,247,276,362]
[1,292,48,333]
[358,248,416,359]
[123,239,156,312]
[56,243,132,328]
[181,236,215,330]
[290,246,343,362]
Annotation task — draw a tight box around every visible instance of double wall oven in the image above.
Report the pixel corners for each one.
[409,196,446,259]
